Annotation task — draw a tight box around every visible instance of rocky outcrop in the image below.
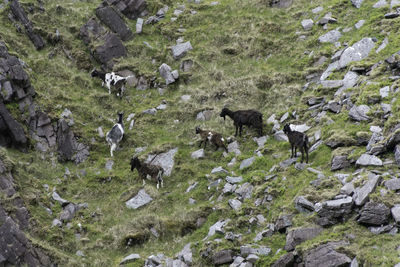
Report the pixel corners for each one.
[284,227,323,251]
[9,0,45,50]
[106,0,147,20]
[57,119,89,164]
[96,5,133,41]
[357,202,390,226]
[316,196,354,226]
[0,101,28,148]
[303,241,351,267]
[0,158,52,266]
[93,33,127,67]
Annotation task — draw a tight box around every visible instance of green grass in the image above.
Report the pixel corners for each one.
[2,0,400,265]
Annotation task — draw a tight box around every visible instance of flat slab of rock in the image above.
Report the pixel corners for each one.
[385,178,400,191]
[275,214,293,233]
[280,158,297,168]
[240,245,271,257]
[229,199,242,211]
[349,105,370,121]
[211,166,228,174]
[96,6,133,41]
[274,130,289,142]
[316,196,353,226]
[191,149,204,159]
[146,148,178,176]
[284,227,323,251]
[319,30,342,43]
[295,196,315,213]
[304,241,351,267]
[356,154,382,166]
[353,173,381,206]
[226,176,243,184]
[240,157,255,169]
[171,41,193,59]
[126,189,153,209]
[357,202,390,226]
[120,254,141,265]
[207,219,229,238]
[212,250,233,265]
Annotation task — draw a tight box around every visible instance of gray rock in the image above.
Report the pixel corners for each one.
[349,105,370,121]
[391,205,400,223]
[290,124,310,133]
[355,20,365,29]
[304,241,351,267]
[196,110,213,121]
[136,18,143,33]
[325,101,342,113]
[191,149,204,159]
[143,108,157,115]
[181,94,191,102]
[180,59,194,72]
[351,0,363,8]
[171,41,193,60]
[356,154,382,166]
[235,182,254,200]
[318,30,342,43]
[280,112,289,123]
[391,0,400,8]
[207,220,229,238]
[229,199,242,211]
[381,103,391,114]
[274,131,288,142]
[228,141,241,155]
[253,136,267,148]
[301,19,314,30]
[307,97,325,106]
[52,191,69,206]
[376,37,388,53]
[176,243,192,265]
[309,140,323,153]
[60,203,78,222]
[246,254,259,263]
[272,252,295,267]
[357,202,390,226]
[120,254,141,265]
[373,0,388,8]
[240,245,271,257]
[321,80,343,89]
[275,214,292,233]
[284,227,323,251]
[105,159,113,170]
[316,196,354,226]
[186,182,198,193]
[312,6,323,13]
[340,183,355,195]
[125,189,153,209]
[240,157,255,170]
[146,148,178,176]
[96,6,133,41]
[159,63,176,85]
[369,224,394,234]
[222,183,236,194]
[280,158,297,168]
[52,219,62,227]
[366,132,383,153]
[295,196,315,213]
[226,176,243,184]
[385,178,400,191]
[353,173,381,206]
[76,250,85,257]
[211,166,228,174]
[380,86,390,98]
[212,250,233,265]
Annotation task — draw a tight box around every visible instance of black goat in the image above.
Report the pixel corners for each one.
[220,107,263,137]
[91,69,132,97]
[283,124,309,163]
[195,127,228,152]
[130,156,164,189]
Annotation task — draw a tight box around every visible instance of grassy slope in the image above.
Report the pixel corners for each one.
[2,0,400,265]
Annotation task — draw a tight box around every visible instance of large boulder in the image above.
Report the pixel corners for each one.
[304,241,351,267]
[353,172,381,206]
[171,42,193,60]
[10,0,45,50]
[349,105,370,121]
[272,253,295,267]
[145,148,178,176]
[93,33,127,66]
[357,202,390,226]
[355,154,382,166]
[107,0,147,20]
[79,18,106,45]
[284,227,323,251]
[96,5,133,41]
[316,196,353,226]
[319,30,342,43]
[0,101,27,148]
[331,156,351,171]
[212,250,234,265]
[125,189,153,209]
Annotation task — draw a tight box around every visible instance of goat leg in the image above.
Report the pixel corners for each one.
[235,125,238,137]
[198,140,203,148]
[239,125,243,137]
[300,147,304,163]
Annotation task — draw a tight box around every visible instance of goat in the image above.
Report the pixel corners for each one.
[130,156,164,189]
[91,69,132,97]
[106,112,124,157]
[195,126,228,152]
[220,107,263,137]
[283,124,309,163]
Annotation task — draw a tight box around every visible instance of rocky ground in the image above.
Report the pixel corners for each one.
[2,0,400,266]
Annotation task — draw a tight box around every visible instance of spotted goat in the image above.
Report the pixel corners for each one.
[195,126,228,152]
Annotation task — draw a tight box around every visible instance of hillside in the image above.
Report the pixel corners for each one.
[1,0,400,266]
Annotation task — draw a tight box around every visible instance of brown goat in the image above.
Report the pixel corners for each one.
[195,127,228,152]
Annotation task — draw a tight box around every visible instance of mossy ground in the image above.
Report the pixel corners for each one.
[2,0,400,265]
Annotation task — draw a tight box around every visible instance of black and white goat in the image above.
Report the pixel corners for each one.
[130,156,164,189]
[283,124,309,163]
[220,107,263,137]
[106,112,124,157]
[195,126,228,152]
[91,69,132,97]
